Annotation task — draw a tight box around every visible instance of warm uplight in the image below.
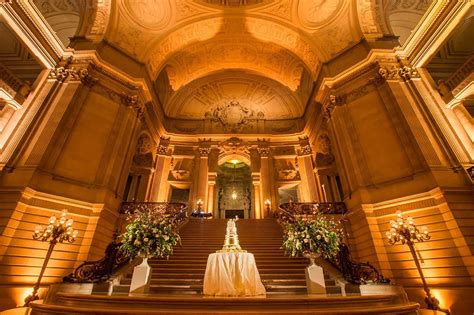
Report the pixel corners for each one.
[230,159,240,164]
[232,191,237,200]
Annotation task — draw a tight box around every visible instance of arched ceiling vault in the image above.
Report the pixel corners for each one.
[101,0,364,123]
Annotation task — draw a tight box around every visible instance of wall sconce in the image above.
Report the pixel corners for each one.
[386,210,450,314]
[24,209,78,306]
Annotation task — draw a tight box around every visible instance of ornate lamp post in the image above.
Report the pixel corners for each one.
[386,211,450,314]
[24,209,78,306]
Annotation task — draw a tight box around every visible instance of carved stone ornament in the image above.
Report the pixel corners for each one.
[171,170,190,180]
[157,144,169,156]
[205,100,257,132]
[275,160,300,181]
[257,147,270,157]
[219,137,249,156]
[49,67,98,85]
[378,65,419,81]
[299,144,312,156]
[198,147,212,157]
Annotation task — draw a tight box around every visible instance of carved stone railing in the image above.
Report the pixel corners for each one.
[63,202,188,283]
[278,202,389,285]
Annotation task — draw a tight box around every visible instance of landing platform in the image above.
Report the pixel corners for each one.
[30,293,419,314]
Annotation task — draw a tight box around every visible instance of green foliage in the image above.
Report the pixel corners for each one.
[121,209,180,259]
[282,213,342,259]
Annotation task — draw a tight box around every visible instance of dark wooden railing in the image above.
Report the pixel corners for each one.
[63,202,188,283]
[277,202,389,285]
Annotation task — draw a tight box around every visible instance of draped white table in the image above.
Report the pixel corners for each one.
[203,252,266,296]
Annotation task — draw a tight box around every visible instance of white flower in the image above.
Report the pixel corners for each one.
[163,235,169,241]
[304,239,309,243]
[134,240,141,246]
[316,235,321,240]
[144,238,149,242]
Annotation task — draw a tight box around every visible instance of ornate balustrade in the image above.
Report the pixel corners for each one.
[277,202,389,285]
[63,202,188,283]
[277,201,347,223]
[119,201,188,225]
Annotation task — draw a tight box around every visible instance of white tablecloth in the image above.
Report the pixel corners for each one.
[203,252,266,296]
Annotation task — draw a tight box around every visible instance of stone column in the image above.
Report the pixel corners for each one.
[297,140,319,202]
[196,146,211,209]
[207,172,216,216]
[149,138,171,202]
[257,146,272,217]
[252,173,262,219]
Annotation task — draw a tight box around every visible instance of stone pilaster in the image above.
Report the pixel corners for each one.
[149,138,171,202]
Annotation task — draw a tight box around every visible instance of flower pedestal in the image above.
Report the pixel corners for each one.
[304,253,326,294]
[130,256,152,294]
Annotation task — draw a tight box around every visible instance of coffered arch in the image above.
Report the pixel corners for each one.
[163,70,304,120]
[164,37,308,92]
[146,16,321,80]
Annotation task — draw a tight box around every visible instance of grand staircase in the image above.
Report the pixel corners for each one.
[112,218,342,295]
[31,218,420,314]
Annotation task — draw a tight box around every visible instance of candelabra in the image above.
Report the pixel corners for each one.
[264,199,271,218]
[386,211,450,314]
[196,199,203,212]
[24,209,78,306]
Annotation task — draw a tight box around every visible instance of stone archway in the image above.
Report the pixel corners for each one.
[215,160,252,219]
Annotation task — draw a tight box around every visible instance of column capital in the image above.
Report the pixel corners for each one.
[257,147,270,157]
[157,137,170,156]
[198,147,211,157]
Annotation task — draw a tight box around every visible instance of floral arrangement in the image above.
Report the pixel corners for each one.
[121,208,181,259]
[282,212,342,259]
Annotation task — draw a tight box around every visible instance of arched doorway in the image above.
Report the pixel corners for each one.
[215,160,252,219]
